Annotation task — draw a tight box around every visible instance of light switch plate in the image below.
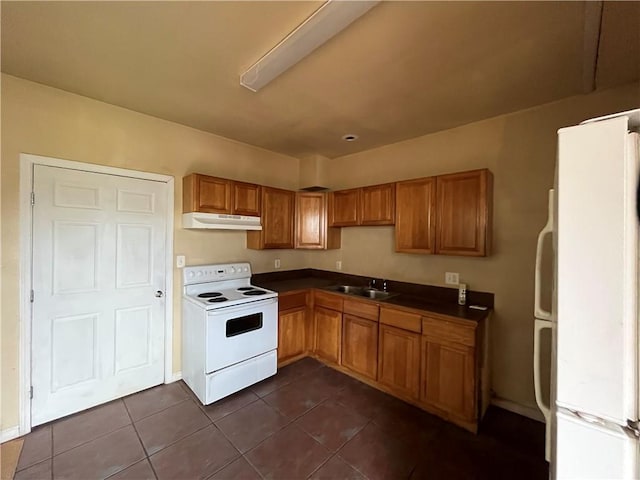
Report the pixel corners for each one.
[275,259,281,269]
[176,255,186,268]
[336,261,342,271]
[445,272,459,285]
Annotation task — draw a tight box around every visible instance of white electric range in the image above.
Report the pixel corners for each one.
[181,262,278,405]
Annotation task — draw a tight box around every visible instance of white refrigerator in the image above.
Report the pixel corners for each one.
[534,108,640,479]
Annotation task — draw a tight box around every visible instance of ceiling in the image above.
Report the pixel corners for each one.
[2,1,638,159]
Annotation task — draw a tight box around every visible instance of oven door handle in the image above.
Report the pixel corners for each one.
[206,297,277,316]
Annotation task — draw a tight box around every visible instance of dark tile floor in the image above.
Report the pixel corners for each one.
[14,358,548,480]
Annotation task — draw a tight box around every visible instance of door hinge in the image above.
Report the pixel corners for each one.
[626,419,640,438]
[29,386,33,399]
[31,191,35,206]
[30,290,34,303]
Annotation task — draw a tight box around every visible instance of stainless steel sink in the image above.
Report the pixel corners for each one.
[360,289,395,300]
[332,285,365,295]
[328,285,397,301]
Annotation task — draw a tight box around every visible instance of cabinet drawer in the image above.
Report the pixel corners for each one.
[278,291,308,312]
[343,298,379,321]
[421,316,476,347]
[314,290,343,311]
[380,307,421,333]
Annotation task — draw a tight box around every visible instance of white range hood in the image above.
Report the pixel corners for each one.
[182,212,262,230]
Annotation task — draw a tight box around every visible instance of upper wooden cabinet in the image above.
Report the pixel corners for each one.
[183,173,260,216]
[328,188,360,226]
[395,169,492,256]
[361,183,395,225]
[247,187,295,249]
[435,169,492,256]
[295,192,341,250]
[329,184,395,227]
[232,181,261,217]
[395,177,437,254]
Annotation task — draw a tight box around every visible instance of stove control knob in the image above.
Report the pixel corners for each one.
[188,271,194,278]
[196,271,202,276]
[230,267,236,274]
[244,267,249,272]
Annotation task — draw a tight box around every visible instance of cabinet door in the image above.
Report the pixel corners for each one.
[378,324,420,399]
[295,192,341,250]
[278,308,307,363]
[183,174,231,214]
[233,182,261,216]
[248,187,295,249]
[395,177,437,254]
[328,189,360,226]
[342,315,378,380]
[361,183,395,225]
[435,169,492,256]
[421,336,475,421]
[314,306,342,364]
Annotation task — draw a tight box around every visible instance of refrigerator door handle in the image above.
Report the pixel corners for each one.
[534,319,552,422]
[534,190,554,320]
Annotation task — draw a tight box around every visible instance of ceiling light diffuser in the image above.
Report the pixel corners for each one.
[240,0,380,92]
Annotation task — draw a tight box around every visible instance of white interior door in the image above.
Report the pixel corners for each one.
[31,165,168,426]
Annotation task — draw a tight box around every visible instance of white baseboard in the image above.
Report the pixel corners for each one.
[491,397,545,423]
[169,371,182,383]
[1,426,22,443]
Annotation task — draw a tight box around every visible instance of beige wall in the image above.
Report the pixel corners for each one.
[306,81,640,411]
[0,74,307,430]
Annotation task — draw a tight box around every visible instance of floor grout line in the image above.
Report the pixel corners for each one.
[120,398,159,479]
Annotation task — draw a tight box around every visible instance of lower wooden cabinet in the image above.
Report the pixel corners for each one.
[378,324,421,399]
[278,308,307,364]
[273,288,487,433]
[313,306,342,364]
[420,336,475,421]
[341,314,378,380]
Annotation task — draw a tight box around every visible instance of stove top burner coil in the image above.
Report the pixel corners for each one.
[198,292,223,298]
[208,297,229,303]
[244,290,267,296]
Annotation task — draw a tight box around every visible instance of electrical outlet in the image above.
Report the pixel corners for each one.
[336,261,342,271]
[275,259,281,269]
[445,272,459,285]
[176,255,186,268]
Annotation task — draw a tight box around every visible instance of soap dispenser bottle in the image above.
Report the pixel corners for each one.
[458,283,467,306]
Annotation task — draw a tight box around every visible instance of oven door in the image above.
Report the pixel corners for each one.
[205,297,278,374]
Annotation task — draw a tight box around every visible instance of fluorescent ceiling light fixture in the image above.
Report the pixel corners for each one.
[240,0,380,92]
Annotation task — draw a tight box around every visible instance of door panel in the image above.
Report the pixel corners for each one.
[116,224,153,288]
[53,222,100,293]
[32,165,167,426]
[51,313,99,390]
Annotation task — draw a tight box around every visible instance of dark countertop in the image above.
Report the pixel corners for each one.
[382,294,490,322]
[253,273,491,322]
[254,277,335,293]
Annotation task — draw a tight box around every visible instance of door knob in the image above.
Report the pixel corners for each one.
[155,290,164,298]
